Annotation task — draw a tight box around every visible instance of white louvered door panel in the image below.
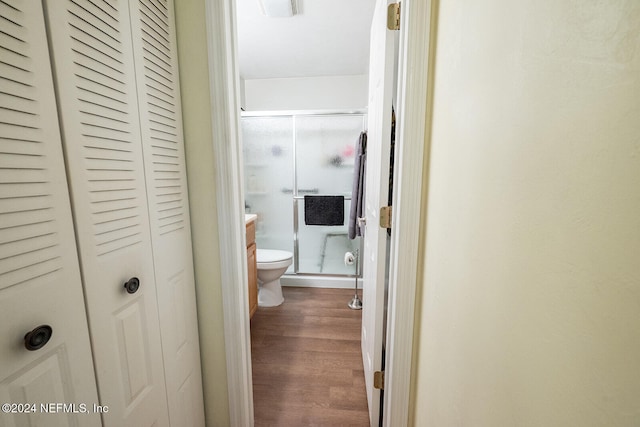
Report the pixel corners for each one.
[0,2,100,426]
[42,1,170,426]
[128,0,205,425]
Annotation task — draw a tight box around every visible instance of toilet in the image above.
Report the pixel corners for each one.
[256,249,293,307]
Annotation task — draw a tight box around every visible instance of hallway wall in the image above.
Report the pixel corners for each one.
[413,0,640,425]
[174,1,230,425]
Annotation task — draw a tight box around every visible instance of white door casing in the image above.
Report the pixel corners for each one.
[381,1,432,423]
[202,0,256,424]
[0,1,100,426]
[128,0,205,425]
[43,1,170,425]
[361,0,397,424]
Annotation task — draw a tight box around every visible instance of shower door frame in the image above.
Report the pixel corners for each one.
[242,109,367,278]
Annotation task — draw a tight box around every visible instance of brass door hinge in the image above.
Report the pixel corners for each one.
[387,3,401,31]
[374,370,385,390]
[380,206,392,229]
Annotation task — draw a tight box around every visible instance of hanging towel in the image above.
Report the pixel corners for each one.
[349,131,367,239]
[304,195,344,226]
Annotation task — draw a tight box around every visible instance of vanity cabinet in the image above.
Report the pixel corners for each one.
[246,218,258,318]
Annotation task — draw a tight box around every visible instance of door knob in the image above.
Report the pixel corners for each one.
[24,325,53,351]
[123,277,140,294]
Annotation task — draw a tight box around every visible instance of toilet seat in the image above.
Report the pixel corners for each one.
[257,249,293,270]
[257,249,292,262]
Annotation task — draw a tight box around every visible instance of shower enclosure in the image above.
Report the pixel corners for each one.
[242,110,366,278]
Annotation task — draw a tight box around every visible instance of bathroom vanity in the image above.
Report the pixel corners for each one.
[245,214,258,318]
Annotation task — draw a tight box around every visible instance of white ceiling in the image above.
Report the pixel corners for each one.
[236,0,376,80]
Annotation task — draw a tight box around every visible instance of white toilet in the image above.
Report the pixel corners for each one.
[256,249,293,307]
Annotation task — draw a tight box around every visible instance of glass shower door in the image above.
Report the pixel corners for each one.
[242,116,294,272]
[295,114,365,275]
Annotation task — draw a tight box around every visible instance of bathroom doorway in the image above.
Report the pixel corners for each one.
[203,0,432,424]
[235,0,375,424]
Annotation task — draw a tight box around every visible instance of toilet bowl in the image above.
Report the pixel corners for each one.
[256,249,293,307]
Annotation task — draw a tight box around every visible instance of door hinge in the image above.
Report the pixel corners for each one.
[387,3,401,31]
[379,206,392,229]
[374,370,385,390]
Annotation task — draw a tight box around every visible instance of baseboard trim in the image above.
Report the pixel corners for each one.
[281,275,360,289]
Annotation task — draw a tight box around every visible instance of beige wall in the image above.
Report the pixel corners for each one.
[174,1,230,425]
[412,0,640,425]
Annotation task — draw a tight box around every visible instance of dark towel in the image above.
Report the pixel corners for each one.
[304,195,344,226]
[349,132,367,239]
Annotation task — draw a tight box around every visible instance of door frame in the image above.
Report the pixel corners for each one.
[203,0,433,425]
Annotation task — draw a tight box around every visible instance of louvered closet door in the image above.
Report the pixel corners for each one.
[128,0,205,425]
[42,1,169,426]
[0,2,100,426]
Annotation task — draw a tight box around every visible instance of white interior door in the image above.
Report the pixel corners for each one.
[43,1,170,426]
[129,0,205,425]
[361,0,397,425]
[0,1,100,426]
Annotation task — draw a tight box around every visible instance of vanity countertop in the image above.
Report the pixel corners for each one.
[245,214,257,224]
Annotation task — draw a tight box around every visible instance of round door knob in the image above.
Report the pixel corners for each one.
[123,277,140,294]
[24,325,53,351]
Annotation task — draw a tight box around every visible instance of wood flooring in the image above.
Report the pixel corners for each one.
[250,287,370,426]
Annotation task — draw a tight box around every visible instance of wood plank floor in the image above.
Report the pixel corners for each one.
[250,287,370,426]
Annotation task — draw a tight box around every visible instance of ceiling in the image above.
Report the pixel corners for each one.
[236,0,376,80]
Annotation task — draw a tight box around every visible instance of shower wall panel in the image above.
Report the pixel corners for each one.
[243,116,294,273]
[295,115,363,274]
